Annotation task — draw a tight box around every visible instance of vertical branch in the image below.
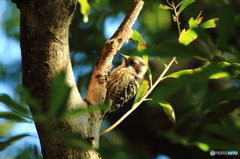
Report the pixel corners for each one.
[86,0,144,106]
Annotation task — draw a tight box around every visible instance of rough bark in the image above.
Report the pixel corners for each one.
[14,0,144,158]
[86,0,144,105]
[15,0,99,158]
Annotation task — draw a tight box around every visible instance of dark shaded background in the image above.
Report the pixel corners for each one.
[0,0,240,158]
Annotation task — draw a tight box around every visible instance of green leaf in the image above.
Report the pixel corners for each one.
[0,94,31,119]
[179,17,202,45]
[130,30,147,51]
[209,72,230,79]
[179,0,195,13]
[145,41,209,60]
[166,62,239,80]
[50,71,71,117]
[166,68,201,78]
[78,0,91,23]
[189,17,202,28]
[142,55,152,86]
[179,28,198,45]
[159,101,176,124]
[197,143,210,152]
[0,112,31,123]
[152,63,221,101]
[0,134,30,151]
[133,80,149,104]
[159,4,172,10]
[200,18,218,29]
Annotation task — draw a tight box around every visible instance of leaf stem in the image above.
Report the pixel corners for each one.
[172,2,181,35]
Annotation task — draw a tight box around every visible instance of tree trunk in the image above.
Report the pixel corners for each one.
[15,0,101,158]
[14,0,144,158]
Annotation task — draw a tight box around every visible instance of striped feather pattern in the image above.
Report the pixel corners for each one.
[105,69,141,112]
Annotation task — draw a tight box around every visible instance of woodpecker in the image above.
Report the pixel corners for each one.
[104,54,147,116]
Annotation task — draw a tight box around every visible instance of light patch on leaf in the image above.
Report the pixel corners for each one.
[159,4,172,10]
[159,101,176,124]
[133,80,149,105]
[130,30,147,51]
[200,18,219,29]
[166,69,199,78]
[209,72,230,79]
[197,143,210,152]
[178,28,198,45]
[78,0,91,23]
[189,17,202,28]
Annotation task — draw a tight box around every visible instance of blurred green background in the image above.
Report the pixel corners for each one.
[0,0,240,158]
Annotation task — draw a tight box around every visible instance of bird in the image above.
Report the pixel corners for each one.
[103,54,147,117]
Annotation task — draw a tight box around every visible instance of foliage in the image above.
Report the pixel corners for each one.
[1,0,240,158]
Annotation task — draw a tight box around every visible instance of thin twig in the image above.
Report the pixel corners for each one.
[172,3,181,35]
[99,57,176,135]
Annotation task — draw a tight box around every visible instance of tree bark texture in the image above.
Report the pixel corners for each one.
[86,0,144,105]
[15,0,144,158]
[16,0,100,158]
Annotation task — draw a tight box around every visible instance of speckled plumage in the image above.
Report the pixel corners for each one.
[104,54,147,116]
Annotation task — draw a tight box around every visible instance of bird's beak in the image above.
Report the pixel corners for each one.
[120,54,129,60]
[120,54,130,66]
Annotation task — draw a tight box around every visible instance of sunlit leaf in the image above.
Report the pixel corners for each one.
[78,0,91,23]
[130,30,147,51]
[179,17,203,45]
[133,80,149,104]
[189,17,202,28]
[179,28,198,45]
[209,72,230,79]
[166,67,232,79]
[159,101,176,124]
[179,0,195,13]
[159,4,172,10]
[200,18,218,29]
[197,143,210,152]
[166,68,201,78]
